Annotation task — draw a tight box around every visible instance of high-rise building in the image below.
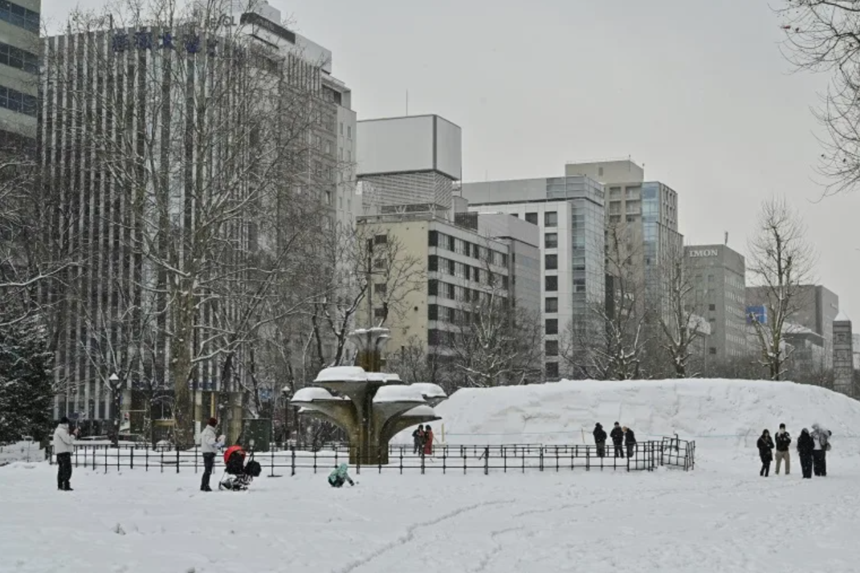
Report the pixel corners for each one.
[684,244,747,362]
[460,176,605,379]
[356,115,462,218]
[746,284,839,368]
[0,0,39,144]
[41,2,348,428]
[832,312,853,397]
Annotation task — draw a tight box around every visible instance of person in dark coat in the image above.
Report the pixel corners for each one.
[412,425,425,455]
[593,423,607,458]
[623,426,637,459]
[797,428,815,479]
[757,429,774,477]
[810,423,832,477]
[610,422,625,458]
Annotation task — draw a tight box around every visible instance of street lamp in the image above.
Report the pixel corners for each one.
[281,387,293,446]
[109,373,120,445]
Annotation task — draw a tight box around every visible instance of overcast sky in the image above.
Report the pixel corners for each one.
[44,0,860,320]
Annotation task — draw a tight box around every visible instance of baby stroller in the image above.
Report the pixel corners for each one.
[219,445,262,491]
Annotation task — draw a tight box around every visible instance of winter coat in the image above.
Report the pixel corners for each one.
[52,423,75,455]
[811,425,832,451]
[624,429,637,446]
[757,435,774,462]
[797,431,815,457]
[329,463,354,485]
[593,425,607,445]
[412,429,424,444]
[200,424,219,454]
[775,431,791,452]
[423,431,434,455]
[610,426,624,445]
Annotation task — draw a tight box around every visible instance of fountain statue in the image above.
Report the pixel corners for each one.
[290,327,447,465]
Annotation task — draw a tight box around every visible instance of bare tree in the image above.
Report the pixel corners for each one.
[658,250,709,378]
[445,247,543,388]
[384,336,447,385]
[747,197,817,381]
[562,224,649,380]
[777,1,860,195]
[45,0,334,445]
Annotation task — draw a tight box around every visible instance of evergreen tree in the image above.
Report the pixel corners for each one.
[0,313,54,443]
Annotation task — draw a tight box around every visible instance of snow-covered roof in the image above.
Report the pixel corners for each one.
[367,372,402,383]
[409,383,447,399]
[785,322,816,335]
[835,311,851,323]
[402,405,436,418]
[314,366,401,384]
[373,385,426,404]
[291,387,348,403]
[351,327,390,336]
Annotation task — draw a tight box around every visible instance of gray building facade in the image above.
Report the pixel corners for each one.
[0,0,39,143]
[833,313,854,397]
[684,244,747,362]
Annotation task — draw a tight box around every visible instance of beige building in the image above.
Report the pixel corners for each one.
[355,213,513,360]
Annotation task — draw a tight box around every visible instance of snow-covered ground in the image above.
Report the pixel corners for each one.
[4,378,860,572]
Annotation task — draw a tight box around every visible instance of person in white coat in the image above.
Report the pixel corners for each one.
[810,423,832,477]
[52,417,78,491]
[199,418,221,492]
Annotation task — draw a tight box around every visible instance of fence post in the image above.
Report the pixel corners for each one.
[270,448,275,478]
[116,446,120,472]
[421,451,425,475]
[356,448,361,476]
[484,446,489,476]
[399,447,403,475]
[145,446,149,471]
[103,445,107,474]
[291,445,296,477]
[130,447,134,470]
[555,446,559,472]
[378,447,382,475]
[539,448,544,472]
[442,447,447,474]
[175,446,180,474]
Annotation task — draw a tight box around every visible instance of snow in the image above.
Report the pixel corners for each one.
[366,372,401,383]
[315,366,368,383]
[835,310,851,323]
[403,405,437,418]
[291,387,347,403]
[6,378,860,572]
[373,385,425,404]
[0,440,42,465]
[409,382,447,399]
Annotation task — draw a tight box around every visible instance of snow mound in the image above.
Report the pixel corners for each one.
[374,385,425,404]
[395,379,860,452]
[0,441,43,465]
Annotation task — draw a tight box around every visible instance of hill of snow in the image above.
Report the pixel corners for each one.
[397,379,860,460]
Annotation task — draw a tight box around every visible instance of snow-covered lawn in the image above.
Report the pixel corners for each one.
[3,456,860,573]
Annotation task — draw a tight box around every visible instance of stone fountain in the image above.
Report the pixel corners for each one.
[290,327,446,465]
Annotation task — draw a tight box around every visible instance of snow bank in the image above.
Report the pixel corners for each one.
[0,441,43,465]
[395,379,860,454]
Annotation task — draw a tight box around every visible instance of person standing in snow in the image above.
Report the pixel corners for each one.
[797,428,815,479]
[757,429,774,477]
[423,424,435,457]
[774,423,791,475]
[810,423,832,477]
[610,422,625,458]
[199,417,221,492]
[412,424,425,455]
[593,423,607,458]
[52,417,78,491]
[623,426,637,459]
[328,463,355,488]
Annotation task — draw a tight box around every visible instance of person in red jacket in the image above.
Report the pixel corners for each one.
[423,425,434,456]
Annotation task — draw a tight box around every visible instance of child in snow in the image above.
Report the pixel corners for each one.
[328,463,355,488]
[757,429,774,477]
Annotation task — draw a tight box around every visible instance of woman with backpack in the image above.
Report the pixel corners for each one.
[757,429,774,477]
[810,423,832,477]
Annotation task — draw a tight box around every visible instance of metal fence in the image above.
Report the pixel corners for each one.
[47,438,695,476]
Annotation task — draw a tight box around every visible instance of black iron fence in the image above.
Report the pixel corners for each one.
[47,438,695,476]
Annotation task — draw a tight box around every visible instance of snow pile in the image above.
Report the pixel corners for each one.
[396,379,860,455]
[0,440,43,465]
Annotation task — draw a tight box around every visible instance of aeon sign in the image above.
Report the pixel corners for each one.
[688,249,718,258]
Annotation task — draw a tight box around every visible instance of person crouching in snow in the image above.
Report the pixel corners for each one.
[757,429,774,477]
[328,463,355,488]
[797,428,815,479]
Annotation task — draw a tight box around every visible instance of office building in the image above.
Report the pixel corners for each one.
[356,114,462,219]
[460,176,605,379]
[0,0,39,143]
[833,313,854,397]
[41,2,349,429]
[684,244,747,362]
[746,284,839,368]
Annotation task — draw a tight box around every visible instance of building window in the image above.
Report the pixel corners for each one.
[428,255,438,272]
[447,283,456,300]
[545,233,558,249]
[709,347,717,355]
[447,259,456,275]
[374,234,388,245]
[0,2,39,34]
[545,297,558,313]
[428,304,438,320]
[545,319,558,335]
[448,235,456,250]
[502,275,509,289]
[374,307,386,319]
[428,280,438,296]
[0,42,38,74]
[545,340,559,357]
[544,211,558,227]
[428,329,440,346]
[545,276,558,292]
[525,212,538,225]
[447,307,457,323]
[709,304,716,311]
[546,362,559,379]
[428,231,438,247]
[545,254,558,270]
[347,126,352,139]
[375,283,387,295]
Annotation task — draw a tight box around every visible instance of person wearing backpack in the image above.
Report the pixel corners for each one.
[810,423,832,477]
[774,423,791,475]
